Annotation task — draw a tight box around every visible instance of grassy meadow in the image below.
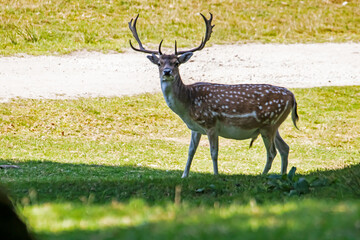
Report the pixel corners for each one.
[1,0,360,239]
[0,0,359,55]
[1,87,360,239]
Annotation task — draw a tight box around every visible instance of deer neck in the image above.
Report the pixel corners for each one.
[160,74,191,116]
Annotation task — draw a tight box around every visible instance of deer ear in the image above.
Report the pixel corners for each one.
[178,52,193,64]
[147,54,160,65]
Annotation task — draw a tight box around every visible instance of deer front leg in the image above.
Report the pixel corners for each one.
[207,130,219,176]
[182,131,202,178]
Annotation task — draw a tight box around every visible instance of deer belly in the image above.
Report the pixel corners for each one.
[217,124,258,140]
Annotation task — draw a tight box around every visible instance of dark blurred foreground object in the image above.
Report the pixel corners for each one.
[0,187,34,240]
[0,165,19,169]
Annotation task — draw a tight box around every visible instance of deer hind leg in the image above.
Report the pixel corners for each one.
[182,131,202,178]
[261,130,277,174]
[207,130,219,176]
[275,130,290,175]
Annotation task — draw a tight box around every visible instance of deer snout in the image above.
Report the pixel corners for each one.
[163,68,172,76]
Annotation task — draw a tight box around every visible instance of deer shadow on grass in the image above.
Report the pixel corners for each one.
[1,159,359,240]
[0,158,359,206]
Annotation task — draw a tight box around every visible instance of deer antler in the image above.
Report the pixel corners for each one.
[128,14,163,55]
[175,13,215,55]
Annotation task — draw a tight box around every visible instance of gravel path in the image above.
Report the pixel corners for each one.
[0,43,359,102]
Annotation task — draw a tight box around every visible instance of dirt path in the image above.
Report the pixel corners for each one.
[0,43,359,102]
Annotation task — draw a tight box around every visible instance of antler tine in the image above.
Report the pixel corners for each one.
[128,14,161,55]
[175,40,177,55]
[201,12,214,43]
[158,39,163,55]
[175,12,215,55]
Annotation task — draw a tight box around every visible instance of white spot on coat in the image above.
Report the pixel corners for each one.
[221,111,260,122]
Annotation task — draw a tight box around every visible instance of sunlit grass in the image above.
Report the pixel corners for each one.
[1,86,360,239]
[1,87,359,173]
[1,0,359,55]
[21,199,360,240]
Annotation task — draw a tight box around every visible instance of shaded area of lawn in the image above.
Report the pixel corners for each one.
[1,159,359,240]
[1,159,360,206]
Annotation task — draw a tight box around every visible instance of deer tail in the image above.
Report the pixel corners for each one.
[292,97,299,130]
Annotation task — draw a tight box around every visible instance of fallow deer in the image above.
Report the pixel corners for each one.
[129,13,299,178]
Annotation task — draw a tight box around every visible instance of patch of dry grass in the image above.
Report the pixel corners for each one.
[1,0,359,55]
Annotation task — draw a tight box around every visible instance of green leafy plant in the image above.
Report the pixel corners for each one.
[266,167,333,196]
[195,184,218,195]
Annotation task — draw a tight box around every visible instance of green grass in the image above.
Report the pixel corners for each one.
[1,0,359,55]
[1,1,359,238]
[0,86,360,239]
